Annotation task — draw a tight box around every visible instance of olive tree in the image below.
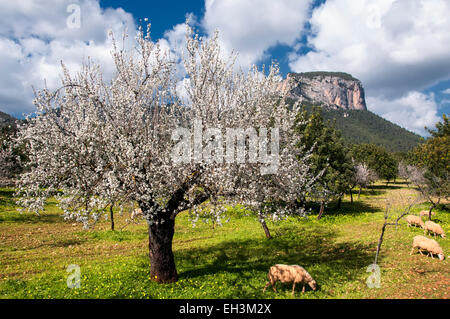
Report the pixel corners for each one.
[15,24,315,282]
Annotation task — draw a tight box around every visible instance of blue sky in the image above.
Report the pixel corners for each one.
[98,0,324,76]
[0,0,449,136]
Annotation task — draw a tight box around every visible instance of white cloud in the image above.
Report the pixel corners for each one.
[0,0,136,117]
[289,0,450,97]
[288,0,450,136]
[367,91,440,136]
[202,0,313,68]
[442,88,450,94]
[158,20,194,78]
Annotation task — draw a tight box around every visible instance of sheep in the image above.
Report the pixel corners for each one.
[410,235,445,261]
[131,208,143,220]
[419,210,436,217]
[263,264,317,295]
[423,221,446,238]
[405,215,425,228]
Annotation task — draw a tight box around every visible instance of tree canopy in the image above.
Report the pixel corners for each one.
[350,143,398,182]
[14,23,317,283]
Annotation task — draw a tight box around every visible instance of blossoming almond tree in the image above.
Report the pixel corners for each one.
[348,161,378,202]
[15,23,315,283]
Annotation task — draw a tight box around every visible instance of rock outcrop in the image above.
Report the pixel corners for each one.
[279,72,367,110]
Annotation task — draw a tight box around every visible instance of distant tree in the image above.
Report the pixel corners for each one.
[350,144,398,183]
[348,161,378,203]
[427,114,449,138]
[294,107,354,219]
[398,161,417,185]
[408,114,450,219]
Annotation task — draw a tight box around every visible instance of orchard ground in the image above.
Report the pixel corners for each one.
[0,181,448,299]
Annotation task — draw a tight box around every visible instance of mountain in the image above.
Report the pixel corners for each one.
[319,108,423,153]
[279,72,367,110]
[282,72,423,153]
[1,71,424,153]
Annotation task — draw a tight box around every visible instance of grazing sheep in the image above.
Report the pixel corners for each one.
[424,221,446,238]
[410,235,445,261]
[405,215,424,228]
[419,210,436,217]
[263,264,317,295]
[131,208,143,220]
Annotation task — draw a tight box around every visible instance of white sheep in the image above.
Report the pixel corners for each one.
[419,210,436,217]
[405,215,424,228]
[410,235,445,261]
[423,221,446,238]
[131,208,143,220]
[263,264,317,295]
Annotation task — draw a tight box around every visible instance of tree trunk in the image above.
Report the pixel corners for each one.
[374,222,387,265]
[350,189,353,203]
[258,212,272,239]
[428,198,440,221]
[317,201,325,220]
[110,205,115,231]
[148,217,178,283]
[337,197,342,209]
[358,186,362,200]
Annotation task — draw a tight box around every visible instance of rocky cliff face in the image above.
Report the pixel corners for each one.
[279,72,367,110]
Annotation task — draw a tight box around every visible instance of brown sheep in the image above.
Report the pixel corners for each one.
[263,264,317,295]
[405,215,424,228]
[419,210,436,217]
[424,221,446,238]
[410,235,445,261]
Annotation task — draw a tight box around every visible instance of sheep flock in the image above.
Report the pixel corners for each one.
[406,213,446,261]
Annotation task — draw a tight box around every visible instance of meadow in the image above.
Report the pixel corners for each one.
[0,181,448,299]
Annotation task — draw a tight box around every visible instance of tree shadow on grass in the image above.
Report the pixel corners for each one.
[329,200,380,216]
[370,184,403,190]
[175,225,373,298]
[353,188,386,197]
[0,212,63,224]
[305,200,380,218]
[0,189,17,208]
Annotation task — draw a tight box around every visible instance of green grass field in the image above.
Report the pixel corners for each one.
[0,182,448,299]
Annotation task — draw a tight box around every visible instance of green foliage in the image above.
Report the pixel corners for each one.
[349,144,398,182]
[319,108,424,153]
[426,114,449,138]
[295,106,354,199]
[409,114,449,199]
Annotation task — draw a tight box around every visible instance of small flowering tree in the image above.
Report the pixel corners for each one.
[15,24,317,283]
[398,161,413,185]
[348,161,378,202]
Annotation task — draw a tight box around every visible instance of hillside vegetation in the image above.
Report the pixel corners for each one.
[320,108,423,153]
